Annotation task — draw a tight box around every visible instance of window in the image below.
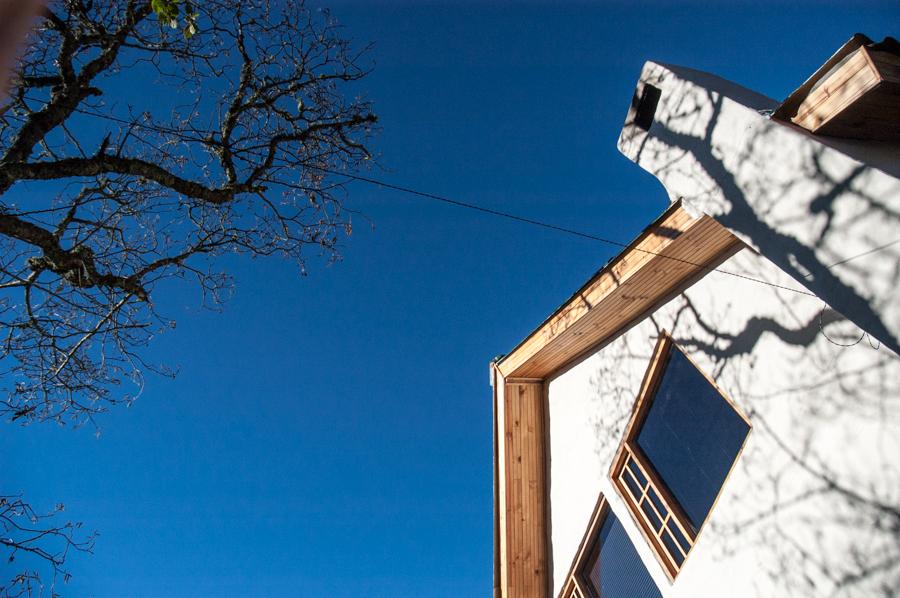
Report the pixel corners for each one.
[632,83,661,131]
[610,335,750,578]
[559,495,662,598]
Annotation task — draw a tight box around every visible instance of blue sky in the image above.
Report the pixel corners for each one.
[3,2,898,596]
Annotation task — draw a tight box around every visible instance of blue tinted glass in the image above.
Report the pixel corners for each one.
[584,511,662,598]
[636,348,749,532]
[623,468,643,499]
[661,531,685,566]
[627,459,647,488]
[671,521,691,554]
[647,486,668,522]
[641,500,663,532]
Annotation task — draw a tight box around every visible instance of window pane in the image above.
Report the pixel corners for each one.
[583,511,662,598]
[647,486,668,522]
[661,530,686,566]
[641,499,663,532]
[623,469,643,500]
[635,348,749,532]
[627,458,648,489]
[671,520,691,554]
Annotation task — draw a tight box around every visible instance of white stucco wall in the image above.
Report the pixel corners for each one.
[618,62,900,357]
[548,247,900,598]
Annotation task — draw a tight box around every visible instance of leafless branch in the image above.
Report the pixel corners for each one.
[0,0,376,588]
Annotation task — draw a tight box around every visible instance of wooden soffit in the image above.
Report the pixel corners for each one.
[496,202,740,380]
[773,34,900,141]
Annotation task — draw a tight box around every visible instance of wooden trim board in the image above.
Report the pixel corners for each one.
[496,202,741,380]
[557,493,610,598]
[499,379,549,598]
[774,34,900,141]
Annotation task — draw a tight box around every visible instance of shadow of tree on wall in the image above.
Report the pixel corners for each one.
[586,278,900,597]
[680,293,899,598]
[631,66,900,356]
[579,62,900,597]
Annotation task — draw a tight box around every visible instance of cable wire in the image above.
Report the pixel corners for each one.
[23,98,900,300]
[311,167,819,297]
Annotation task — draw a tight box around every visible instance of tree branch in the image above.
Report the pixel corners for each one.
[0,213,148,299]
[1,155,256,203]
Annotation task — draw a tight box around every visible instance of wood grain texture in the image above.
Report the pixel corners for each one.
[497,204,740,380]
[500,380,548,598]
[792,46,900,141]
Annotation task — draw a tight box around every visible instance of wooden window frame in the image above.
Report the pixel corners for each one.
[558,491,667,598]
[609,333,751,580]
[558,493,610,598]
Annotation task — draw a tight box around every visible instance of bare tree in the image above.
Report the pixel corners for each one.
[0,0,376,591]
[1,495,95,597]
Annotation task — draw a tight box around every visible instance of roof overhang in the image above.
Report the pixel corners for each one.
[496,201,741,380]
[772,34,900,141]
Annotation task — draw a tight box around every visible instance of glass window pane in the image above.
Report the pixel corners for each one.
[670,521,691,554]
[641,499,663,532]
[623,468,643,500]
[627,458,648,489]
[647,486,668,522]
[635,348,749,532]
[582,510,662,598]
[661,530,686,566]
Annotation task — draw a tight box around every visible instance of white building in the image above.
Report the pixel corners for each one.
[492,35,900,598]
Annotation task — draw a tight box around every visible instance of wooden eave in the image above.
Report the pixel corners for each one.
[772,34,900,141]
[495,202,741,380]
[773,33,874,124]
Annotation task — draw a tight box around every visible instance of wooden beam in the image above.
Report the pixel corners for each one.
[493,366,502,598]
[497,203,740,380]
[499,379,548,598]
[773,34,900,141]
[794,45,900,140]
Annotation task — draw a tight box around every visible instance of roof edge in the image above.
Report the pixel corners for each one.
[496,201,741,380]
